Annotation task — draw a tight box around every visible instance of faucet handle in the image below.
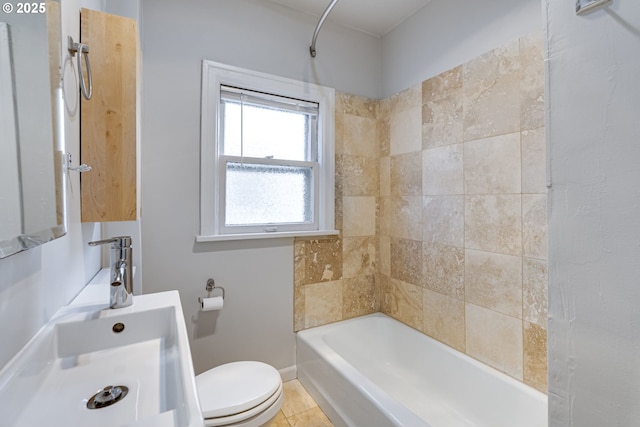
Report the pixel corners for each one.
[88,236,132,247]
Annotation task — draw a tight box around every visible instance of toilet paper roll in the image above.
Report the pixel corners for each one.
[200,296,224,312]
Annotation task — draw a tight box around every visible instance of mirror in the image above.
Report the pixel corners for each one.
[0,0,64,258]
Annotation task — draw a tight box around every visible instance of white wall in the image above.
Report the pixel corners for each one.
[380,0,542,98]
[0,0,102,369]
[546,1,640,426]
[140,0,378,375]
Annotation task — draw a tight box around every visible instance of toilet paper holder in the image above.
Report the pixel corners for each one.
[198,278,225,304]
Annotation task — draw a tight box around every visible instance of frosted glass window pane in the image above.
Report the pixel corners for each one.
[225,162,313,226]
[222,101,316,161]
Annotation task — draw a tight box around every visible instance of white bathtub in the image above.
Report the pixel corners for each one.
[297,313,547,427]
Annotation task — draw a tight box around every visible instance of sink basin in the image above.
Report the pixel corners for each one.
[0,281,204,427]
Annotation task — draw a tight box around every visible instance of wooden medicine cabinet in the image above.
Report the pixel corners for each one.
[80,8,138,222]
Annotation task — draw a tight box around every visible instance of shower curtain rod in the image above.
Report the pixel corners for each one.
[309,0,340,58]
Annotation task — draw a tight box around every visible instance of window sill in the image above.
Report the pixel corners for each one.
[196,229,340,243]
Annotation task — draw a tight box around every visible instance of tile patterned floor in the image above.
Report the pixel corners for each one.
[267,379,334,427]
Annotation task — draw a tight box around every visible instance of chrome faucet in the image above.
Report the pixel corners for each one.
[89,236,134,308]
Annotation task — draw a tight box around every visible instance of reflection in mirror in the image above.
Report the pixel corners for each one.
[0,0,65,258]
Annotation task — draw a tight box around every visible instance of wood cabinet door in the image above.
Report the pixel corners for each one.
[80,8,137,222]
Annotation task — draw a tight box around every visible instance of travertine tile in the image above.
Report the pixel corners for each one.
[379,235,391,276]
[342,237,376,278]
[422,92,463,149]
[463,40,521,141]
[524,321,548,393]
[465,195,522,255]
[335,92,378,119]
[522,128,546,194]
[343,275,378,319]
[334,107,344,156]
[336,155,379,197]
[391,152,422,196]
[464,133,521,195]
[343,114,378,158]
[423,243,464,300]
[303,238,342,284]
[334,196,343,232]
[294,284,305,332]
[466,303,523,380]
[288,407,333,427]
[294,240,306,332]
[390,237,422,286]
[382,277,423,330]
[388,196,422,240]
[266,410,290,427]
[423,288,466,352]
[422,65,463,102]
[389,83,422,113]
[343,196,376,237]
[524,257,548,327]
[390,106,422,155]
[281,380,318,417]
[422,144,464,195]
[465,249,522,318]
[378,98,391,157]
[304,280,343,328]
[379,156,391,197]
[522,194,547,259]
[422,196,464,247]
[519,32,545,131]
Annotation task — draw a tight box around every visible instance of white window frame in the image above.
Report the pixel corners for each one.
[197,60,337,242]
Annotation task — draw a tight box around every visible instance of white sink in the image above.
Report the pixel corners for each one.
[0,275,204,427]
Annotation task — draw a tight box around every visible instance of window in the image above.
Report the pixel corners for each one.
[198,61,336,241]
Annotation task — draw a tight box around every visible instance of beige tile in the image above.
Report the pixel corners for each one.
[465,195,522,256]
[342,237,376,278]
[422,196,464,247]
[422,65,463,102]
[288,407,334,427]
[343,196,376,237]
[294,240,306,288]
[464,133,521,195]
[519,32,545,131]
[391,152,422,196]
[390,237,422,286]
[522,194,547,259]
[466,303,523,380]
[334,196,343,232]
[377,197,391,237]
[380,156,391,197]
[334,108,344,156]
[422,144,464,195]
[378,98,391,157]
[294,284,305,332]
[335,92,378,119]
[422,92,463,149]
[343,114,378,158]
[465,249,522,318]
[390,105,422,155]
[463,40,521,141]
[523,257,548,327]
[423,288,466,352]
[388,196,422,240]
[303,238,343,284]
[422,243,465,300]
[343,275,378,319]
[381,277,423,330]
[524,321,548,393]
[379,235,391,276]
[389,83,422,113]
[304,280,343,328]
[267,410,291,427]
[336,155,379,197]
[522,128,547,194]
[281,380,318,418]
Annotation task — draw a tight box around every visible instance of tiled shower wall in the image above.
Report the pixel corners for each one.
[295,33,547,393]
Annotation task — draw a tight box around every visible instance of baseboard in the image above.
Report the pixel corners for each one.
[279,364,297,382]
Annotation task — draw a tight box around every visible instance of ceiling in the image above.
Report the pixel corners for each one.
[267,0,432,37]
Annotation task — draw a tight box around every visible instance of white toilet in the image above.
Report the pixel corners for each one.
[196,361,284,427]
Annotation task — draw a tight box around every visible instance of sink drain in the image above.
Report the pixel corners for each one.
[87,385,129,409]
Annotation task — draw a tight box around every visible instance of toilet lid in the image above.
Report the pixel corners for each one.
[197,361,282,419]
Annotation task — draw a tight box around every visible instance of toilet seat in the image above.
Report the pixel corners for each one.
[197,361,283,427]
